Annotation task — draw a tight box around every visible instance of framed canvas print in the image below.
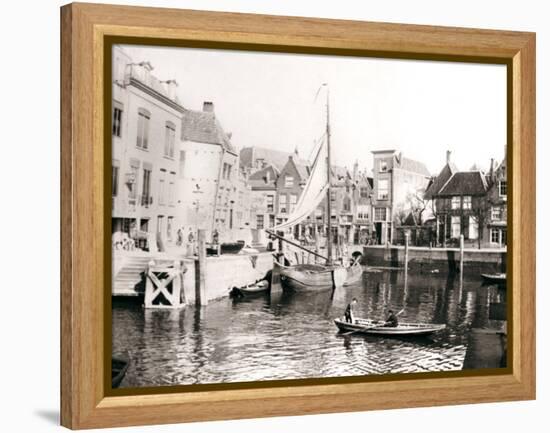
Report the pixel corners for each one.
[60,3,536,429]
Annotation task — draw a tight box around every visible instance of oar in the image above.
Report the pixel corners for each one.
[340,308,405,336]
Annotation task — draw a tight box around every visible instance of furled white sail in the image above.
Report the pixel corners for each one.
[272,138,328,232]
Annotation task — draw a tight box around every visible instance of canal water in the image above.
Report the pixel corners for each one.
[112,269,506,388]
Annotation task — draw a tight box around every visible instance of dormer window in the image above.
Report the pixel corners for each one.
[284,176,294,187]
[499,180,507,199]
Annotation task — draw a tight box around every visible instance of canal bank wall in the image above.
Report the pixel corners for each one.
[183,252,273,304]
[113,251,274,304]
[362,245,506,274]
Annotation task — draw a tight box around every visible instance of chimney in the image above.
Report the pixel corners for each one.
[490,158,494,178]
[203,101,214,112]
[164,79,178,100]
[353,160,359,181]
[446,150,452,164]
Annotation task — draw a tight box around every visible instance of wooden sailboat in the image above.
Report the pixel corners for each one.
[268,84,363,292]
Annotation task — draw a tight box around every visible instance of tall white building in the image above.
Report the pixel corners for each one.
[111,46,183,250]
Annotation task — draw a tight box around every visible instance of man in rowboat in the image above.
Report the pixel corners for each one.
[344,298,358,323]
[385,309,399,327]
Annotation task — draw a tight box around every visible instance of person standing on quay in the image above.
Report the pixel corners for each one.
[187,228,195,256]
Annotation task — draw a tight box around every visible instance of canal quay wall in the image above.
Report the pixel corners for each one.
[113,251,274,304]
[362,245,507,274]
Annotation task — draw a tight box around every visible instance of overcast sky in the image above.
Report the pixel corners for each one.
[120,45,506,175]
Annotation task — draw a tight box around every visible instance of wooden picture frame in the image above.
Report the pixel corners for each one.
[61,2,535,429]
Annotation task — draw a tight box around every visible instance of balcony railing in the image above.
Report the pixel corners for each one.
[141,195,153,207]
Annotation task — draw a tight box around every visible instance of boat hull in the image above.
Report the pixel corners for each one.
[206,242,245,256]
[481,273,506,284]
[275,261,347,292]
[343,263,363,286]
[230,280,270,297]
[334,318,446,336]
[112,353,130,388]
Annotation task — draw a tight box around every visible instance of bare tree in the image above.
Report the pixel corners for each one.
[406,189,430,225]
[470,197,492,249]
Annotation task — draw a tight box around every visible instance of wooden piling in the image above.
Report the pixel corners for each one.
[196,229,207,306]
[404,232,410,271]
[459,234,464,275]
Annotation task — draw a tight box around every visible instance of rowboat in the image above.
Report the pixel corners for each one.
[334,318,446,336]
[112,353,130,388]
[481,273,506,284]
[230,280,270,298]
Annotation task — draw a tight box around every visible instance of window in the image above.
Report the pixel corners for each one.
[112,102,123,137]
[343,197,351,212]
[157,215,164,234]
[112,161,119,197]
[136,108,150,149]
[360,187,369,198]
[178,151,186,179]
[499,180,507,198]
[451,215,461,238]
[357,205,369,220]
[167,217,173,239]
[266,195,274,213]
[330,190,336,202]
[164,122,176,158]
[279,194,287,214]
[379,160,388,172]
[141,167,152,206]
[158,169,166,205]
[491,206,503,220]
[128,161,139,200]
[168,172,176,206]
[256,214,264,229]
[468,216,479,240]
[284,175,294,187]
[289,194,298,212]
[378,179,389,200]
[451,196,461,210]
[269,215,275,227]
[374,207,387,221]
[463,196,472,210]
[222,163,233,180]
[491,228,500,244]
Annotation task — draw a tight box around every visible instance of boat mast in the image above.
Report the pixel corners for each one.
[325,84,332,266]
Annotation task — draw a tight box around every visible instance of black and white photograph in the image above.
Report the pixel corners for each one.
[111,44,508,389]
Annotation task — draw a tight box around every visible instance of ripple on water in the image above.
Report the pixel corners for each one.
[112,270,503,388]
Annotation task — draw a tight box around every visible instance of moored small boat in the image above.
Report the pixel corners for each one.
[343,262,363,286]
[481,273,506,284]
[334,318,446,336]
[230,280,270,298]
[206,241,245,256]
[112,353,130,388]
